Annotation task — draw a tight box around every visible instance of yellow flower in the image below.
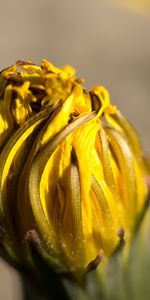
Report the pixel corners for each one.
[114,0,150,13]
[0,59,149,274]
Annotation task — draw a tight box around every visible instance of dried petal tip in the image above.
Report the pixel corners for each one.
[87,250,104,272]
[117,227,125,241]
[25,230,41,248]
[116,227,126,251]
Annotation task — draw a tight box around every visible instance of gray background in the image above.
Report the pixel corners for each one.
[0,0,150,299]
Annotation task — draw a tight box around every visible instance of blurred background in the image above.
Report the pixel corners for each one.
[0,0,150,299]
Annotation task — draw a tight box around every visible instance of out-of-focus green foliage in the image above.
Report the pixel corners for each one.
[105,196,150,300]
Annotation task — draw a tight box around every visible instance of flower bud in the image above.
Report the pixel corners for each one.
[0,59,149,275]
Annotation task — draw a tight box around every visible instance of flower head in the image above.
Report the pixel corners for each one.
[114,0,150,13]
[0,59,149,274]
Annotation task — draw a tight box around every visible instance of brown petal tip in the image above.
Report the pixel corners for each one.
[86,249,104,272]
[25,229,42,252]
[115,227,126,251]
[117,227,125,241]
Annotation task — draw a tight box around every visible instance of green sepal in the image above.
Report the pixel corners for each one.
[105,192,150,300]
